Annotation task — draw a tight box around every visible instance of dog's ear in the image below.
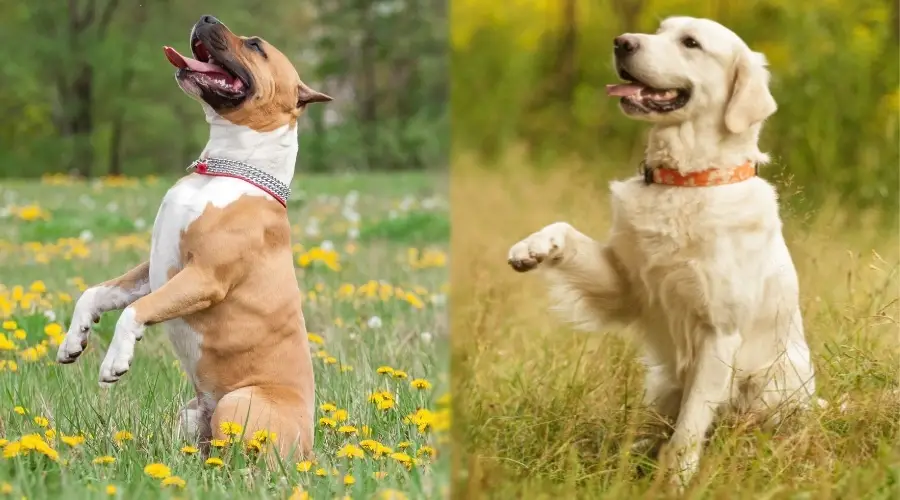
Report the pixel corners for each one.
[297,80,333,108]
[724,50,777,134]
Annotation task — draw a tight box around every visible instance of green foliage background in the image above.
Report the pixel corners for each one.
[0,0,447,177]
[451,0,899,211]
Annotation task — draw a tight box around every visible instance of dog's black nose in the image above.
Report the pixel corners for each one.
[614,35,639,57]
[199,15,221,26]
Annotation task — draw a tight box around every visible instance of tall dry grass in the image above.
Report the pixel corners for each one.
[450,153,899,499]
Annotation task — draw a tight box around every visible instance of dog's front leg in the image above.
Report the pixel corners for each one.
[665,329,742,487]
[98,265,228,385]
[58,262,151,364]
[507,222,634,327]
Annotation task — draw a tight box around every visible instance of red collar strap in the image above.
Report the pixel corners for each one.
[187,158,290,207]
[641,160,758,187]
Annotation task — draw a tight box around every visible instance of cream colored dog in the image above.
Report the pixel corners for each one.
[508,17,817,484]
[57,15,332,462]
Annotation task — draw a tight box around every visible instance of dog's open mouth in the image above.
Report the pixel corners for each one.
[606,68,690,113]
[163,34,250,107]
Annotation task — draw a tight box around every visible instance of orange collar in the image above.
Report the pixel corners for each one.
[641,161,758,187]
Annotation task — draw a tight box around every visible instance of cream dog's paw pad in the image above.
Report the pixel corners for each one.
[507,222,571,272]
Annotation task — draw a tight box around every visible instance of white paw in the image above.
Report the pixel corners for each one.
[57,289,100,364]
[98,307,144,386]
[507,222,572,272]
[665,437,701,490]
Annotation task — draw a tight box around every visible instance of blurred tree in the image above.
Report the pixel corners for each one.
[0,0,447,177]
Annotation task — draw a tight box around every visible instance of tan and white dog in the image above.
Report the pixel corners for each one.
[57,15,332,462]
[508,17,817,484]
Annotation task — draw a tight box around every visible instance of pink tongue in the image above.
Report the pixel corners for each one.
[606,84,644,97]
[163,46,230,77]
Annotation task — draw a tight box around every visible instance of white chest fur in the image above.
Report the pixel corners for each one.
[148,175,274,385]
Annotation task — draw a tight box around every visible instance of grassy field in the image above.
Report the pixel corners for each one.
[451,155,899,499]
[0,172,449,499]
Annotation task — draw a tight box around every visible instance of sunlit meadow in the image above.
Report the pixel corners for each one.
[0,172,449,499]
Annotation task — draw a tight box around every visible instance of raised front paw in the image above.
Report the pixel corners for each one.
[57,290,101,364]
[507,222,573,272]
[98,308,144,386]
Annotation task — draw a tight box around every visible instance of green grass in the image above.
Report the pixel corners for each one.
[452,161,899,500]
[0,172,449,499]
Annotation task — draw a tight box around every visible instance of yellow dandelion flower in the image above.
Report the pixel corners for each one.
[219,421,243,436]
[340,366,354,373]
[2,321,16,330]
[13,330,26,340]
[180,445,198,454]
[288,487,310,500]
[33,416,49,428]
[315,350,330,359]
[389,452,413,469]
[252,429,276,443]
[43,324,63,336]
[143,463,171,479]
[333,409,348,422]
[392,370,408,379]
[246,439,262,452]
[318,417,336,428]
[13,406,26,415]
[307,333,324,345]
[0,439,7,447]
[375,444,394,457]
[397,441,410,449]
[105,485,117,495]
[314,468,327,476]
[20,433,45,450]
[319,402,337,413]
[336,444,365,459]
[376,489,407,500]
[161,476,185,488]
[343,475,355,485]
[29,281,47,293]
[92,456,116,465]
[205,457,224,467]
[376,366,394,376]
[360,439,380,452]
[410,379,432,390]
[295,460,314,472]
[113,431,133,444]
[417,446,436,458]
[61,435,85,447]
[44,429,56,440]
[377,399,395,410]
[1,483,12,494]
[324,356,337,365]
[3,442,22,458]
[210,439,228,448]
[7,361,17,372]
[337,425,358,435]
[404,292,425,309]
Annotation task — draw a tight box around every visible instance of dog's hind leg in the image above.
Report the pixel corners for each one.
[58,261,151,364]
[508,222,635,329]
[211,385,314,467]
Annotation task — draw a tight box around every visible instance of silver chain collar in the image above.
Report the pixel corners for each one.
[187,157,291,206]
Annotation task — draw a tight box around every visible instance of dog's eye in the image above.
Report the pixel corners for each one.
[245,38,267,58]
[681,36,701,49]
